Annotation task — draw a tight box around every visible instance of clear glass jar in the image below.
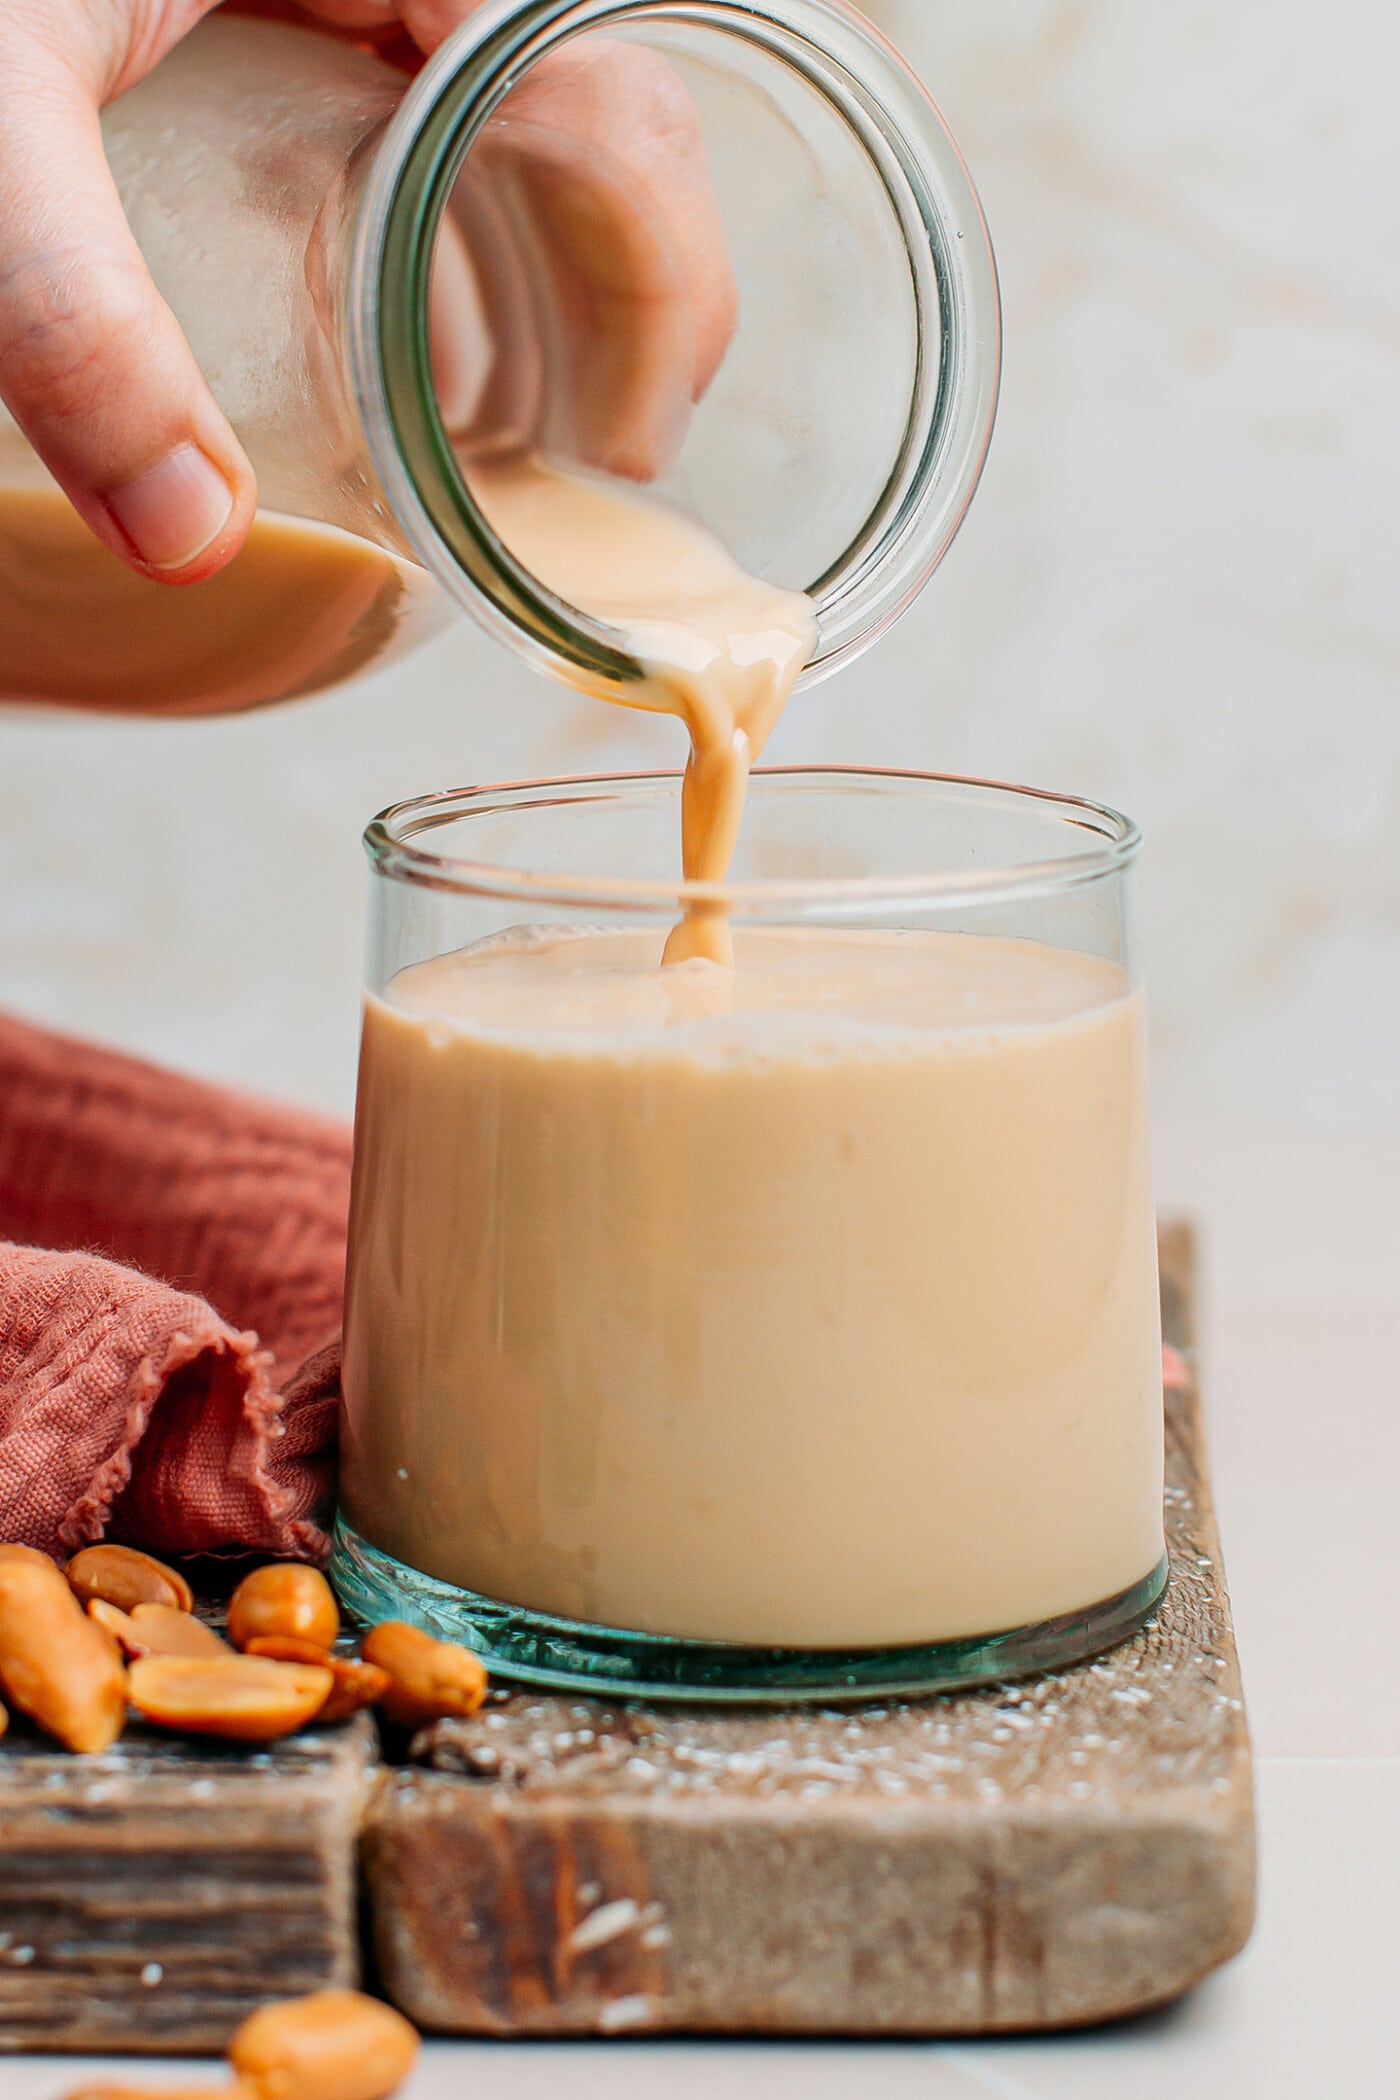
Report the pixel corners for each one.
[336,769,1167,1702]
[0,0,999,710]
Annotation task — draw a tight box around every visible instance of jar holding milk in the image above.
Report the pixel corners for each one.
[0,0,996,712]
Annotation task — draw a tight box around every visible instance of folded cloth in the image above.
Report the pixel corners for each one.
[0,1011,351,1564]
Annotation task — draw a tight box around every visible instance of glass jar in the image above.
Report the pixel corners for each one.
[0,0,999,711]
[336,769,1167,1702]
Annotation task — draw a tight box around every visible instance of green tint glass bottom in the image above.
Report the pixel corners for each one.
[330,1518,1170,1705]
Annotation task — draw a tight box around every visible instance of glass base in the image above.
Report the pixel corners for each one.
[330,1518,1170,1705]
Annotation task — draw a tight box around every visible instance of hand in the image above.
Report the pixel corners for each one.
[447,38,737,485]
[0,1,736,585]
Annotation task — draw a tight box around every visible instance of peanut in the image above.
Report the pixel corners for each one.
[67,1543,194,1615]
[89,1598,229,1661]
[242,1633,334,1666]
[132,1602,232,1657]
[315,1663,393,1727]
[59,2087,251,2100]
[127,1656,332,1742]
[0,1542,57,1566]
[228,1564,339,1653]
[360,1621,488,1730]
[0,1556,127,1753]
[244,1637,390,1724]
[229,1989,419,2100]
[85,1598,130,1660]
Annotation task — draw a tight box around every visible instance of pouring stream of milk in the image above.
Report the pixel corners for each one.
[469,455,816,966]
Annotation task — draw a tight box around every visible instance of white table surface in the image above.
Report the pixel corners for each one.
[5,1121,1396,2098]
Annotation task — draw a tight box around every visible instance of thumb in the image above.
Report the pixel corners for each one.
[0,44,254,581]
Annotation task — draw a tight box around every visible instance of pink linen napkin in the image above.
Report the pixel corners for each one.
[0,1011,349,1563]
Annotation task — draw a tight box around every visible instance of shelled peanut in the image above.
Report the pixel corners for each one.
[245,1635,390,1723]
[0,1541,58,1568]
[60,2085,243,2100]
[231,1989,420,2100]
[0,1551,127,1753]
[127,1655,335,1741]
[228,1564,339,1652]
[67,1543,195,1614]
[62,1986,420,2100]
[0,1538,492,1755]
[361,1621,489,1728]
[90,1598,232,1660]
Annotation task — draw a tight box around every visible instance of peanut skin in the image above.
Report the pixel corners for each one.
[244,1637,390,1724]
[228,1564,339,1653]
[0,1557,127,1754]
[84,1597,130,1662]
[360,1622,488,1730]
[229,1990,419,2100]
[66,1543,194,1614]
[89,1598,230,1661]
[315,1665,391,1727]
[242,1633,335,1666]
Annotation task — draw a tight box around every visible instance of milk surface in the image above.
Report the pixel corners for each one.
[341,925,1164,1648]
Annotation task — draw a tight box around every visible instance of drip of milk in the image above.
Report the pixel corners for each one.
[469,455,817,965]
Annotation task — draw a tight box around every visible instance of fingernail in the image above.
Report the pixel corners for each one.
[104,444,234,570]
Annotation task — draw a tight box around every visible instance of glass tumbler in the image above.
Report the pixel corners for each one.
[334,770,1168,1701]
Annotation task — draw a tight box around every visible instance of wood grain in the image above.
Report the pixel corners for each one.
[0,1717,376,2054]
[365,1221,1256,2035]
[0,1223,1253,2048]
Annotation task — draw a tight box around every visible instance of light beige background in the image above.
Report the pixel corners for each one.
[2,13,1397,2092]
[3,0,1394,1133]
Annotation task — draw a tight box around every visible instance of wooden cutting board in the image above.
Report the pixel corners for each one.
[0,1717,375,2053]
[0,1222,1253,2050]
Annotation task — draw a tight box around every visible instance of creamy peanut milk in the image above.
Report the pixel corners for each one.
[0,487,438,714]
[341,925,1164,1647]
[340,458,1163,1648]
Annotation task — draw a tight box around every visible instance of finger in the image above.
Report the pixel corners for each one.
[496,43,736,406]
[407,15,737,413]
[0,42,253,580]
[222,3,426,74]
[429,208,494,434]
[231,0,399,30]
[397,0,486,48]
[571,42,737,401]
[471,118,698,480]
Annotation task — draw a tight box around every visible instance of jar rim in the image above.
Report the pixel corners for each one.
[349,0,1001,694]
[364,767,1141,912]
